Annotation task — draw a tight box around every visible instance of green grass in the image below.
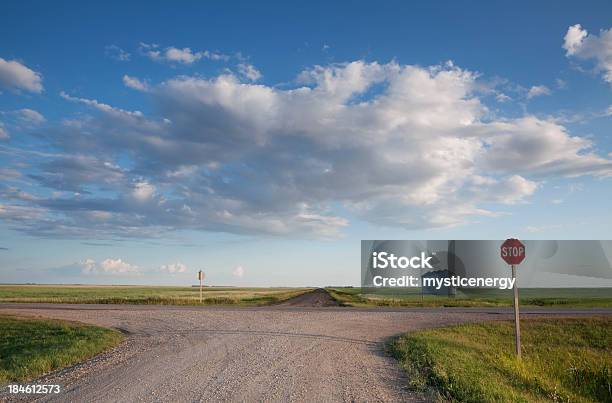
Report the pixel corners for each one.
[0,285,313,306]
[327,287,612,308]
[0,315,123,382]
[391,317,612,402]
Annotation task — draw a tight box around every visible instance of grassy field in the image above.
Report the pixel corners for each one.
[0,315,123,382]
[327,287,612,307]
[391,317,612,402]
[0,285,313,306]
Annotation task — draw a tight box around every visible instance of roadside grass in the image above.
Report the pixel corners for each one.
[326,287,612,308]
[390,317,612,403]
[0,315,123,382]
[0,285,312,306]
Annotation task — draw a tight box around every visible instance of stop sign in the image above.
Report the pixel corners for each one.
[501,238,525,265]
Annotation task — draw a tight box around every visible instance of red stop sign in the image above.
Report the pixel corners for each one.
[501,238,525,265]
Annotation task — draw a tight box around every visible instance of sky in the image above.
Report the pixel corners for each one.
[0,1,611,286]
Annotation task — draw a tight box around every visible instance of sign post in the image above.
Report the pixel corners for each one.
[198,270,204,303]
[500,238,525,359]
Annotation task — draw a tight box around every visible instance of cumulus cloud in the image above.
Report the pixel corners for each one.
[160,262,188,273]
[526,85,551,99]
[237,63,262,81]
[0,57,43,93]
[16,108,45,125]
[232,265,245,278]
[2,61,612,239]
[140,43,228,64]
[483,175,538,205]
[81,258,139,275]
[123,75,150,91]
[132,181,155,201]
[478,116,612,177]
[563,24,612,84]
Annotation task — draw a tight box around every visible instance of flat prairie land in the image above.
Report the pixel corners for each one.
[391,317,612,402]
[327,287,612,307]
[0,285,312,306]
[0,314,123,382]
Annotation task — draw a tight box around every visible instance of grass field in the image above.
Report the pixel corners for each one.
[0,285,312,306]
[0,315,123,382]
[391,317,612,402]
[327,287,612,307]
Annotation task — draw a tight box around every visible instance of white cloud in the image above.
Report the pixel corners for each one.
[81,258,139,275]
[3,60,612,239]
[0,57,43,93]
[0,122,8,140]
[478,116,612,177]
[123,75,150,91]
[140,43,228,64]
[17,108,45,124]
[132,181,155,201]
[105,45,131,62]
[563,24,589,56]
[0,109,44,135]
[60,91,147,122]
[232,265,245,278]
[527,85,551,99]
[81,258,97,273]
[555,78,568,89]
[475,175,538,205]
[165,47,201,64]
[496,93,511,102]
[563,24,612,84]
[160,262,188,273]
[238,63,262,81]
[100,258,138,273]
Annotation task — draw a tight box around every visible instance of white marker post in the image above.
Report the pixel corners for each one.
[198,270,204,303]
[500,238,525,359]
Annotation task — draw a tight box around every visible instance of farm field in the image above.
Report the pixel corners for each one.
[0,285,313,306]
[327,287,612,307]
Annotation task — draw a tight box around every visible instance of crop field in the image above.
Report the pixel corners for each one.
[327,287,612,307]
[0,285,313,306]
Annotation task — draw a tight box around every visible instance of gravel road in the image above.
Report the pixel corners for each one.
[1,291,610,403]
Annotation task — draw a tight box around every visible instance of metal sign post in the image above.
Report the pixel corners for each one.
[198,270,204,303]
[511,264,521,358]
[500,238,525,359]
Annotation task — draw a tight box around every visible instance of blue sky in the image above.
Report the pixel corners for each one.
[1,1,611,286]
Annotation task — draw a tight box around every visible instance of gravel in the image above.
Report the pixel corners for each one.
[1,293,609,403]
